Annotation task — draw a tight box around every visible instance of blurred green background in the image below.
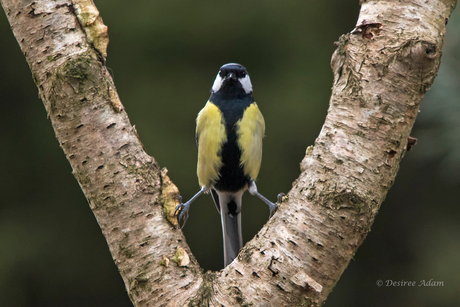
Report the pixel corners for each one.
[1,1,459,306]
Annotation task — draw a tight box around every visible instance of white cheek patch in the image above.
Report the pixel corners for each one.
[212,74,223,92]
[239,74,253,94]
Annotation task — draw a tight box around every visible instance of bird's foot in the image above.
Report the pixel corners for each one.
[268,193,286,218]
[268,202,277,218]
[277,193,286,204]
[173,187,207,229]
[174,196,191,229]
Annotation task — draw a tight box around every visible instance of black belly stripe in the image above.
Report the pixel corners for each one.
[209,91,254,192]
[214,129,250,192]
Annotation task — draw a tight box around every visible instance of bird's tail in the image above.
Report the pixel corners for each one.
[217,191,243,267]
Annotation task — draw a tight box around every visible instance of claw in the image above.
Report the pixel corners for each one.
[268,193,285,218]
[174,199,182,216]
[175,202,190,229]
[174,195,183,203]
[175,203,182,226]
[174,197,183,218]
[174,188,206,229]
[276,193,286,204]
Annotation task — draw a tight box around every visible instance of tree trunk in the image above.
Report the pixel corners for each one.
[1,0,457,305]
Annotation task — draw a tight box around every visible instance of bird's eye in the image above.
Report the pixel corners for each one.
[219,70,223,76]
[241,72,246,77]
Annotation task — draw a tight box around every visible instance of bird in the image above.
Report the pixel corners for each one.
[175,63,283,267]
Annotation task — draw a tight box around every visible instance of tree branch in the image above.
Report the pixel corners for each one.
[1,0,457,306]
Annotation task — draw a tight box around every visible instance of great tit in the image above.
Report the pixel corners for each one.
[176,63,283,267]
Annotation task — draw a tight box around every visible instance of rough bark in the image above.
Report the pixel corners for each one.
[1,0,457,306]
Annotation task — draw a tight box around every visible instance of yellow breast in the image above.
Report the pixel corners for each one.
[196,101,227,188]
[236,102,265,180]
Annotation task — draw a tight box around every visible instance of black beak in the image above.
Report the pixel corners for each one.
[227,72,237,81]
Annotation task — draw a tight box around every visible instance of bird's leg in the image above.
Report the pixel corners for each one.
[175,187,206,228]
[248,181,284,218]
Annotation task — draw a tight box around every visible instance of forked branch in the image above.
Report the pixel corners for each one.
[1,0,456,305]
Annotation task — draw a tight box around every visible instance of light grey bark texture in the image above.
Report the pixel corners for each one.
[1,0,457,306]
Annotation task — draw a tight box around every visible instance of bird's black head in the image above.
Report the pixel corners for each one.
[211,63,253,97]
